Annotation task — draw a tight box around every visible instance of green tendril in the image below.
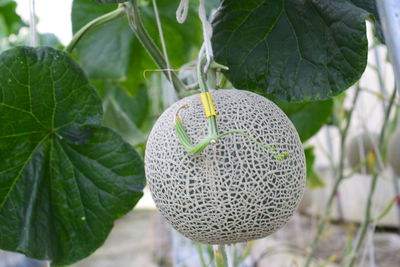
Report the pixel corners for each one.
[174,107,289,160]
[174,115,213,154]
[218,130,289,161]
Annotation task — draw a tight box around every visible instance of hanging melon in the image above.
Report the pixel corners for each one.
[346,133,378,173]
[145,89,306,244]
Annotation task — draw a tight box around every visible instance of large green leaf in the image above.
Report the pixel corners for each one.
[0,46,145,265]
[212,0,370,101]
[270,96,334,142]
[72,0,202,85]
[349,0,383,42]
[0,0,24,37]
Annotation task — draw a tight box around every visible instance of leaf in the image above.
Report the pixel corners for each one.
[1,32,63,54]
[71,0,202,85]
[102,83,149,146]
[0,0,24,37]
[212,0,370,101]
[38,33,63,48]
[92,0,129,3]
[0,46,145,266]
[143,0,203,66]
[72,1,133,79]
[270,96,333,142]
[349,0,384,42]
[304,147,325,188]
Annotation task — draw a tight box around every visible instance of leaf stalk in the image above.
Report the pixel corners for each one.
[125,0,186,92]
[65,7,125,53]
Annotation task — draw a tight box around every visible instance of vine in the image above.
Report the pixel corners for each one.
[345,88,397,267]
[304,84,362,267]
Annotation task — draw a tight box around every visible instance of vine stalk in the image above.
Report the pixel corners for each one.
[125,0,186,92]
[197,48,219,138]
[65,7,125,53]
[152,0,177,103]
[214,245,230,267]
[344,88,397,267]
[304,85,362,267]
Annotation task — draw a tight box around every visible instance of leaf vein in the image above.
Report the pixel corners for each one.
[0,134,49,209]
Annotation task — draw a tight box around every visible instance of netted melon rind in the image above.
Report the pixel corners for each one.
[145,89,306,245]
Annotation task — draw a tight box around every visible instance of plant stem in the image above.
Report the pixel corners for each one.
[304,85,362,267]
[197,50,219,138]
[65,7,125,53]
[214,245,229,267]
[197,54,210,93]
[195,243,209,267]
[125,0,186,92]
[345,88,397,267]
[326,123,344,220]
[152,0,177,103]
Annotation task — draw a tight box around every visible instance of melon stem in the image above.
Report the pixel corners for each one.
[66,7,125,53]
[175,50,288,158]
[197,48,219,142]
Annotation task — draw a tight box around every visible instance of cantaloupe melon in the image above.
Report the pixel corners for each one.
[145,89,306,244]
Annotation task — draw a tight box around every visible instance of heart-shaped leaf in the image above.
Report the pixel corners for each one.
[212,0,371,101]
[0,46,145,266]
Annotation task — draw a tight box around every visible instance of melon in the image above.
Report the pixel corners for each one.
[346,133,378,173]
[145,89,306,244]
[388,128,400,176]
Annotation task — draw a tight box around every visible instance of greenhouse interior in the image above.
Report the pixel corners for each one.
[1,0,400,267]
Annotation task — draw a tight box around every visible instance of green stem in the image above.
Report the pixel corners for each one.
[304,85,362,267]
[197,52,219,139]
[197,54,210,93]
[65,7,125,53]
[343,157,369,179]
[375,198,396,222]
[195,243,209,267]
[345,88,397,267]
[214,245,229,267]
[125,0,186,92]
[217,73,229,89]
[173,55,219,154]
[209,117,218,139]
